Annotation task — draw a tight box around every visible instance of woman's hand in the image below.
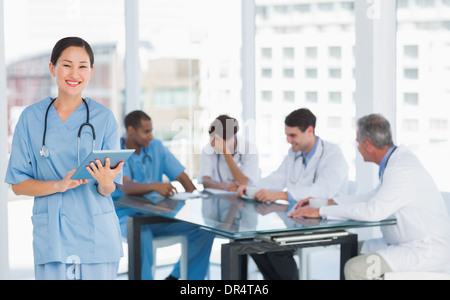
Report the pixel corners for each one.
[225,181,240,192]
[236,185,247,197]
[55,169,90,193]
[86,157,124,196]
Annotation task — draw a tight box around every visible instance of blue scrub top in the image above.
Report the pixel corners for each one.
[111,138,185,201]
[5,97,123,265]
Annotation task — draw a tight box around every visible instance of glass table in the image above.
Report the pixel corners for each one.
[115,193,396,280]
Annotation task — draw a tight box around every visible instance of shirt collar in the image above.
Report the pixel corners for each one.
[120,137,127,149]
[302,136,320,161]
[378,145,397,179]
[294,136,320,167]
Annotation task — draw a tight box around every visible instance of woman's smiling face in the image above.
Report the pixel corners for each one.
[49,46,94,97]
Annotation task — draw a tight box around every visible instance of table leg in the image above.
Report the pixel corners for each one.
[126,214,180,280]
[339,234,358,280]
[221,233,358,280]
[127,216,142,280]
[221,243,248,280]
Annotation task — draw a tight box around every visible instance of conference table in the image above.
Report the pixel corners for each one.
[115,192,396,280]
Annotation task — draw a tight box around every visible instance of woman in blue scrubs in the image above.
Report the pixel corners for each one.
[5,37,124,280]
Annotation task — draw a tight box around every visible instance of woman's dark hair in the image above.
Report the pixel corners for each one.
[285,108,316,132]
[208,115,239,140]
[50,37,95,67]
[125,110,152,130]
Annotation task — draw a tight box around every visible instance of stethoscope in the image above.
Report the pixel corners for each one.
[122,138,152,182]
[289,139,325,184]
[40,98,96,166]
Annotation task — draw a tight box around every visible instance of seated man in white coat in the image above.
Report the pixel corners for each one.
[289,114,450,280]
[237,108,349,280]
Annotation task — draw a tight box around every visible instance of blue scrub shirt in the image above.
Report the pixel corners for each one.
[5,97,124,265]
[112,138,185,200]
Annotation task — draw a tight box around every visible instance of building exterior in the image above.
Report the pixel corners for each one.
[254,0,357,177]
[252,0,450,189]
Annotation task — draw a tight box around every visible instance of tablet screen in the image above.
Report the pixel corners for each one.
[71,149,135,180]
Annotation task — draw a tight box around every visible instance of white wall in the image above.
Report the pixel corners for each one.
[0,0,10,280]
[354,0,397,193]
[125,0,141,114]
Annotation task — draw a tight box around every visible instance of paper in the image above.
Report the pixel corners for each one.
[170,190,203,200]
[203,188,237,196]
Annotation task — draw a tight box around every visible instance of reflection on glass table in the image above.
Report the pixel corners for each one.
[115,193,396,239]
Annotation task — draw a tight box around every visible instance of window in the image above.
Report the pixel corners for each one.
[5,0,125,138]
[261,91,273,102]
[138,0,242,178]
[283,68,295,78]
[402,119,420,132]
[256,6,268,20]
[283,47,295,60]
[397,0,450,191]
[305,91,318,103]
[430,119,448,131]
[329,92,342,104]
[341,2,354,11]
[255,0,356,179]
[329,68,342,79]
[305,47,318,60]
[294,4,311,13]
[328,116,342,128]
[261,48,272,60]
[153,88,194,107]
[318,3,334,12]
[283,91,295,102]
[403,93,419,105]
[262,68,272,78]
[274,5,289,15]
[404,45,419,58]
[305,68,318,79]
[398,0,409,8]
[404,68,419,79]
[415,0,435,8]
[329,46,342,59]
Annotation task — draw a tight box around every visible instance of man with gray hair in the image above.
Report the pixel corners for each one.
[289,114,450,279]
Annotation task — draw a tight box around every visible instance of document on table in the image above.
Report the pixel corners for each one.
[203,188,237,196]
[170,190,204,200]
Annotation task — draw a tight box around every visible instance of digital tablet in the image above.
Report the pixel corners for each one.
[71,149,135,180]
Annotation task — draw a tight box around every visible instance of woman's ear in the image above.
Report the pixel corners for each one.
[49,62,56,78]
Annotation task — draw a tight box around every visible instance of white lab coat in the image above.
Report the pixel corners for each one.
[256,139,349,201]
[320,146,450,273]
